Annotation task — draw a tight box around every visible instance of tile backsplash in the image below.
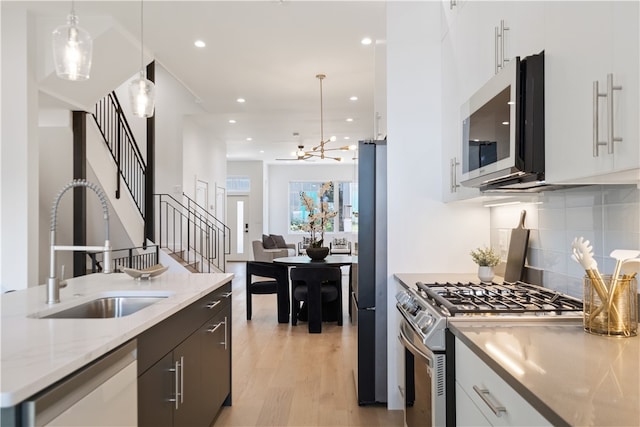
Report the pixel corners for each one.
[490,185,640,298]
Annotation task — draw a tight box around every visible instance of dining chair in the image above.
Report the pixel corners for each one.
[246,261,290,323]
[290,266,342,333]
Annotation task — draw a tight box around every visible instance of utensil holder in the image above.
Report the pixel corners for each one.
[583,275,637,337]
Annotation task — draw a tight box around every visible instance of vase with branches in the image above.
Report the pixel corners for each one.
[300,181,337,249]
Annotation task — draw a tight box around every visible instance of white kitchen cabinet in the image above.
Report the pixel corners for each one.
[454,1,546,103]
[545,1,640,184]
[441,1,547,202]
[441,27,481,202]
[455,337,551,427]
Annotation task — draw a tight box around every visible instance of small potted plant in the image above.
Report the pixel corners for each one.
[470,246,500,282]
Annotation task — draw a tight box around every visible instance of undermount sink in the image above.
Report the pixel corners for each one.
[39,296,167,319]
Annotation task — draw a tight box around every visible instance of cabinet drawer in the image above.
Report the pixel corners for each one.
[455,338,551,427]
[455,381,491,427]
[138,281,232,375]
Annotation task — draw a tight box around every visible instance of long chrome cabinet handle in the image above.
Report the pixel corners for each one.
[472,385,507,417]
[450,157,460,193]
[606,73,623,154]
[206,300,221,309]
[500,20,510,69]
[495,26,500,74]
[168,360,181,409]
[223,316,228,350]
[593,80,608,157]
[180,356,184,404]
[207,321,225,334]
[222,291,233,298]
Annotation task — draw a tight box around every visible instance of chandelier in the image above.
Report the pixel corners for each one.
[306,74,356,161]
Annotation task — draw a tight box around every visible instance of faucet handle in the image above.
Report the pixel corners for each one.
[59,265,67,288]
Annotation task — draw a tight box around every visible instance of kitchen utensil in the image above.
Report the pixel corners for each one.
[571,237,608,303]
[606,250,640,317]
[504,210,530,283]
[621,258,640,279]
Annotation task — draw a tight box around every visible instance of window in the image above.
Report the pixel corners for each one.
[289,181,358,234]
[226,176,250,193]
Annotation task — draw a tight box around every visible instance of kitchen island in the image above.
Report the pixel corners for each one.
[0,271,233,415]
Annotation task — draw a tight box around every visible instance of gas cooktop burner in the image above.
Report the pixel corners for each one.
[416,281,583,315]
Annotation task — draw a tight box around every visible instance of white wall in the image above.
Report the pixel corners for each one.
[1,7,39,290]
[155,65,206,196]
[385,1,490,409]
[182,116,226,210]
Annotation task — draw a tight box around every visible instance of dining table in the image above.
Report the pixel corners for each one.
[272,255,356,326]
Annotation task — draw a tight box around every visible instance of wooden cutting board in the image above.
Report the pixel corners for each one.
[504,210,530,283]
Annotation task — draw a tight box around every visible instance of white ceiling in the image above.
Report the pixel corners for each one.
[13,0,388,164]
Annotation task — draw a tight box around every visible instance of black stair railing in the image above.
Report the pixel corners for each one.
[87,244,160,273]
[92,91,146,219]
[156,193,230,273]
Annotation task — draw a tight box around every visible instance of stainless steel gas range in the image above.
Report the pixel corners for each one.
[396,280,583,427]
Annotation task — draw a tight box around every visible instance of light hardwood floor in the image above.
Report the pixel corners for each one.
[212,261,403,427]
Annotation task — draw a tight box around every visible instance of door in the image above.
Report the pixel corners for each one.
[138,353,174,427]
[173,333,202,427]
[227,195,250,261]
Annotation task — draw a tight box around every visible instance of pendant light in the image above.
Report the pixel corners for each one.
[309,74,356,161]
[51,0,92,81]
[128,0,155,118]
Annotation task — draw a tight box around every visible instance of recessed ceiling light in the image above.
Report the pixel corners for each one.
[246,137,252,141]
[229,119,236,124]
[237,98,245,103]
[361,37,372,45]
[344,136,350,140]
[259,150,264,154]
[194,40,206,48]
[346,118,353,122]
[350,96,358,101]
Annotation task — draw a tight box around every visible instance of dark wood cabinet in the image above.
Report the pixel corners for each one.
[201,307,231,422]
[137,282,232,427]
[138,353,173,427]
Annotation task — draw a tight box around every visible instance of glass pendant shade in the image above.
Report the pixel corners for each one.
[52,14,92,81]
[128,72,155,118]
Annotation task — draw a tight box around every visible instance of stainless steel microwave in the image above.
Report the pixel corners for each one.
[461,51,545,192]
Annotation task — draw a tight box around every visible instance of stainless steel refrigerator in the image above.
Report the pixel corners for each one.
[352,139,387,405]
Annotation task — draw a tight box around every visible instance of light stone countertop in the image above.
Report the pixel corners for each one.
[450,318,640,427]
[0,271,234,408]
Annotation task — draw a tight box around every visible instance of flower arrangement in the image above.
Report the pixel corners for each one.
[470,246,500,267]
[300,181,337,248]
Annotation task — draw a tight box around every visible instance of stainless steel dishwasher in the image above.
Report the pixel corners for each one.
[22,340,137,427]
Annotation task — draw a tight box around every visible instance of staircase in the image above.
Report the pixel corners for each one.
[156,193,230,273]
[89,91,229,273]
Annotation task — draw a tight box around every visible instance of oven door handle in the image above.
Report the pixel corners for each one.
[398,327,434,368]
